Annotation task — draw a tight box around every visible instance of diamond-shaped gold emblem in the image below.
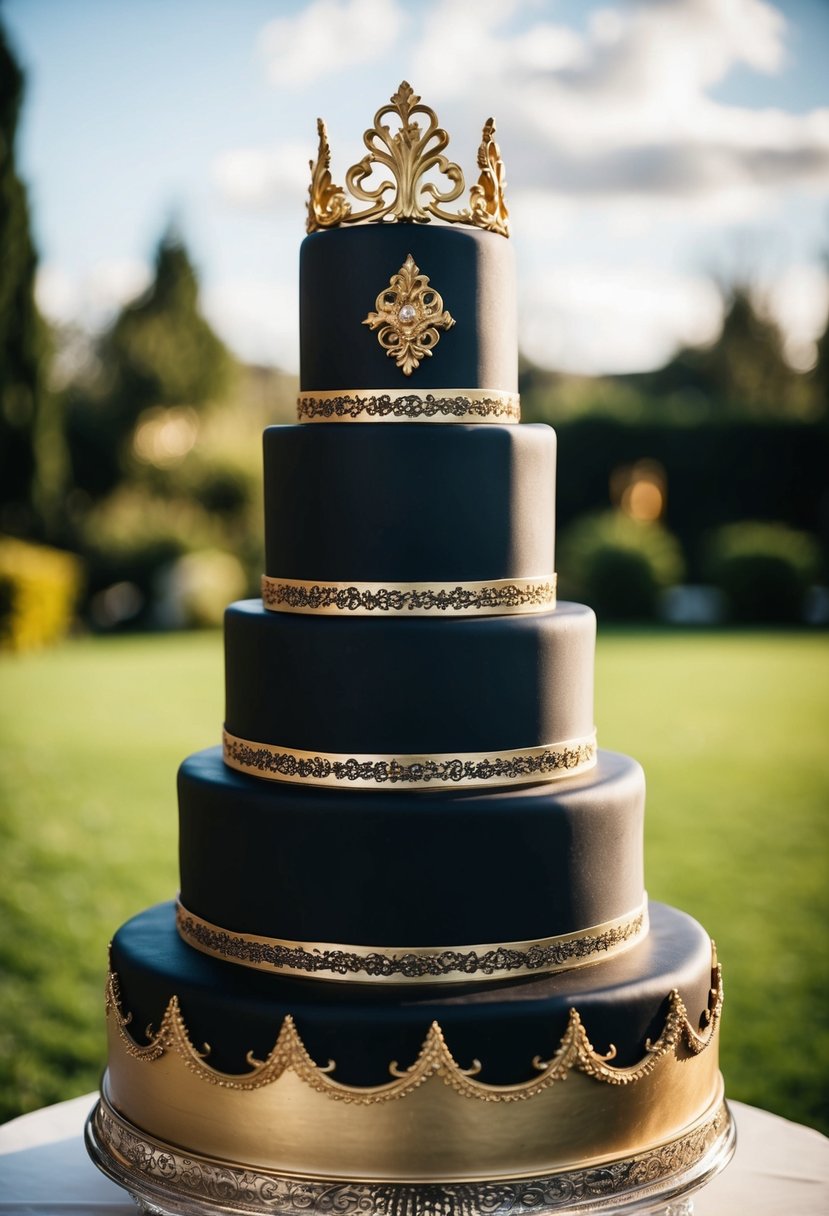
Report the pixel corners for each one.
[362,254,455,377]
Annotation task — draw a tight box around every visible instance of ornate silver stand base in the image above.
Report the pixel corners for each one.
[85,1095,735,1216]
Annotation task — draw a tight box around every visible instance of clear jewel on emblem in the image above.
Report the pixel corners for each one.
[398,304,417,323]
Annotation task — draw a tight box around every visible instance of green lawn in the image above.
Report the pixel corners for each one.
[0,629,827,1132]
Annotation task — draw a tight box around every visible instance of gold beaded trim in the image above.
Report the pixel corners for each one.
[175,899,647,984]
[296,388,520,423]
[222,729,598,790]
[261,575,556,617]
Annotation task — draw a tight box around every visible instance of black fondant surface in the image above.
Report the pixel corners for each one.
[179,747,644,946]
[263,424,555,581]
[300,226,516,392]
[110,900,714,1085]
[224,600,595,755]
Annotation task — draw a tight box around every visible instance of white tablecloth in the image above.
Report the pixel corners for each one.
[0,1094,827,1214]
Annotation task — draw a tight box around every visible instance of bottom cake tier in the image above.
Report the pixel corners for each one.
[100,900,727,1189]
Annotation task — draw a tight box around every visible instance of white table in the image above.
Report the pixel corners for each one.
[0,1094,827,1214]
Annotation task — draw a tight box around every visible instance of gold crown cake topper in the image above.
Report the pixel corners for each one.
[307,81,509,237]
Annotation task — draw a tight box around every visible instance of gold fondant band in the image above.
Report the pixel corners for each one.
[222,728,598,790]
[102,956,725,1182]
[296,388,520,423]
[262,574,556,617]
[175,899,648,984]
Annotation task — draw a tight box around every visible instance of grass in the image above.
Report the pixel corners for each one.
[595,628,829,1133]
[0,629,827,1132]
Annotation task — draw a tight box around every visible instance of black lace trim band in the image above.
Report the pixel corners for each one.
[222,729,598,791]
[261,574,556,616]
[176,899,647,984]
[296,389,520,423]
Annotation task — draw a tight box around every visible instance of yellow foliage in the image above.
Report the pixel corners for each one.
[0,536,83,651]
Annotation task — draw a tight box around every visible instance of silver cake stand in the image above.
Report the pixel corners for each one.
[85,1093,736,1216]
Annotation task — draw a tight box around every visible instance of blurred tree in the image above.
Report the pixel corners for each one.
[812,276,829,422]
[520,281,824,425]
[636,284,820,420]
[0,21,66,538]
[65,228,235,498]
[106,229,232,418]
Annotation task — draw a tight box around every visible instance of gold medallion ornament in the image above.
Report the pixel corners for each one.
[307,82,510,237]
[363,254,454,376]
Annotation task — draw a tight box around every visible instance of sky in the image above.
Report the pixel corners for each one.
[5,0,829,377]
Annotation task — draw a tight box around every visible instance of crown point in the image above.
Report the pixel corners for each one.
[390,80,418,112]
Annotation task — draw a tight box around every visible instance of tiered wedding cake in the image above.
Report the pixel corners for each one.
[87,85,733,1216]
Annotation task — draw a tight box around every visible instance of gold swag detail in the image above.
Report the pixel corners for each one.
[175,898,648,984]
[104,954,722,1102]
[261,574,556,617]
[222,729,598,790]
[307,82,510,237]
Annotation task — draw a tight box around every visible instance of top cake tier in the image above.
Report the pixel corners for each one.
[299,225,517,409]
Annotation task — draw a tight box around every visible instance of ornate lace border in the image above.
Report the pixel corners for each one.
[175,899,647,984]
[296,389,520,423]
[261,574,556,617]
[222,729,598,790]
[90,1093,731,1212]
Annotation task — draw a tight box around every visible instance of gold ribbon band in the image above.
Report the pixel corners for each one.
[296,389,520,423]
[175,899,648,985]
[261,574,556,617]
[222,729,598,791]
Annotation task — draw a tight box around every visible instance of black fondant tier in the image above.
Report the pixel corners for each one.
[109,900,712,1083]
[224,600,595,755]
[178,747,644,947]
[263,423,555,581]
[300,226,516,393]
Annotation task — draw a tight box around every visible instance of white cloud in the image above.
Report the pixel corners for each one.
[569,0,785,105]
[764,263,829,370]
[35,265,78,325]
[86,260,152,314]
[202,278,298,371]
[519,264,723,374]
[36,263,298,372]
[258,0,404,88]
[35,259,151,330]
[517,250,829,376]
[212,144,311,210]
[406,0,829,223]
[219,0,828,241]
